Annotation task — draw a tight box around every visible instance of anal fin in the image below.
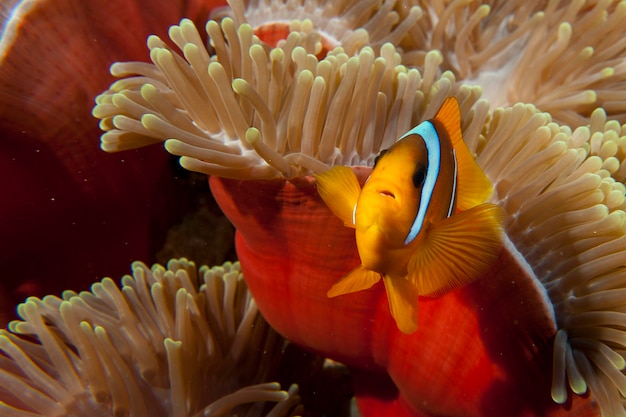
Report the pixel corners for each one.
[383,276,419,334]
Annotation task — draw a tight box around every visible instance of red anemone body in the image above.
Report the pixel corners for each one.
[209,171,601,417]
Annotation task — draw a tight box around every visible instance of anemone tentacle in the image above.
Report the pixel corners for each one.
[401,0,626,126]
[475,104,626,415]
[93,17,482,179]
[0,259,302,417]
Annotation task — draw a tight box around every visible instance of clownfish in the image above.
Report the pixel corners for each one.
[314,97,504,334]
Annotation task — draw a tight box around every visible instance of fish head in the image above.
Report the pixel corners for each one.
[355,135,430,250]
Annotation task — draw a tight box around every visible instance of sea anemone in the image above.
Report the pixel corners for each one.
[0,0,233,326]
[87,0,626,416]
[399,0,626,127]
[0,258,303,417]
[93,16,482,178]
[479,103,626,415]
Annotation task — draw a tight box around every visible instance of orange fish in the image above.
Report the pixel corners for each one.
[314,97,504,334]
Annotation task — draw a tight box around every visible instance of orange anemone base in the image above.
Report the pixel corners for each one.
[209,171,601,417]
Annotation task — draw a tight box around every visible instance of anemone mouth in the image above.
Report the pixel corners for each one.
[251,20,338,58]
[213,0,423,56]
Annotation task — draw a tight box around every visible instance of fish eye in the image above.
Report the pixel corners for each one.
[373,149,388,167]
[412,164,427,188]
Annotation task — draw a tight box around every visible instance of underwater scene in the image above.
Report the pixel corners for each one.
[2,0,626,416]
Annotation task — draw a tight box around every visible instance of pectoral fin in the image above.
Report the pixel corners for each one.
[314,166,361,227]
[383,276,419,334]
[408,203,504,297]
[327,265,381,297]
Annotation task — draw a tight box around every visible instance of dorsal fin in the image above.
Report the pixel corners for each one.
[433,97,494,210]
[433,97,464,150]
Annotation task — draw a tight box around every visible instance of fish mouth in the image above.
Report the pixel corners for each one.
[379,190,396,199]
